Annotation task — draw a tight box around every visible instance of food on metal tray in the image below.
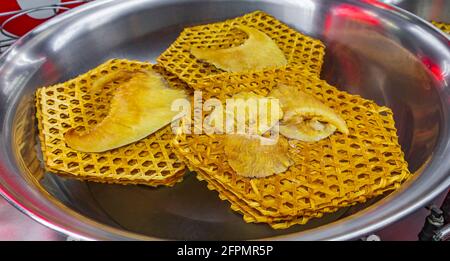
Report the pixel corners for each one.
[64,69,187,152]
[35,59,187,187]
[171,67,411,229]
[157,11,325,86]
[224,134,293,178]
[34,10,411,229]
[269,84,348,142]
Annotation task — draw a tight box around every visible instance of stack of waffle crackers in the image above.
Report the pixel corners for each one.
[36,59,188,186]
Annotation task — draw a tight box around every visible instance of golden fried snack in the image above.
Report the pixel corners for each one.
[64,70,187,152]
[223,135,293,178]
[270,84,348,142]
[191,25,287,72]
[157,11,325,86]
[172,149,323,228]
[432,21,450,34]
[194,168,325,228]
[173,67,411,226]
[36,59,187,186]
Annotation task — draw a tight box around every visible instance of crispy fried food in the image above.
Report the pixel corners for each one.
[270,84,348,142]
[64,70,187,152]
[223,134,293,178]
[190,25,287,72]
[432,21,450,34]
[208,91,283,135]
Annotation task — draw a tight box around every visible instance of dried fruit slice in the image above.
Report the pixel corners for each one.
[270,84,348,142]
[64,70,187,152]
[190,25,287,72]
[204,91,283,135]
[223,134,293,178]
[91,70,133,93]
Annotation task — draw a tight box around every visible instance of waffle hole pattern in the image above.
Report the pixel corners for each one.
[36,59,187,186]
[172,67,411,228]
[432,21,450,34]
[157,11,325,86]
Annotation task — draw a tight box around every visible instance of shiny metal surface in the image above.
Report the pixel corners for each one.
[0,196,65,240]
[434,224,450,241]
[382,0,450,23]
[0,0,449,240]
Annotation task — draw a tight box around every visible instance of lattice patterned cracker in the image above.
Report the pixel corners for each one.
[36,59,187,186]
[175,132,339,229]
[432,21,450,34]
[157,11,325,86]
[173,67,411,223]
[194,164,326,229]
[174,151,323,228]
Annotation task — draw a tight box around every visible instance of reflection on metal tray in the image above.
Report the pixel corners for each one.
[382,0,450,23]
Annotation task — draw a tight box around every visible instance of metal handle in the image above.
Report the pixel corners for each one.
[433,224,450,241]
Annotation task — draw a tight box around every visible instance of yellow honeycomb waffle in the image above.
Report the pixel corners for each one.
[194,166,326,229]
[432,21,450,34]
[173,67,411,226]
[157,11,325,86]
[176,139,343,229]
[36,59,188,186]
[175,151,324,228]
